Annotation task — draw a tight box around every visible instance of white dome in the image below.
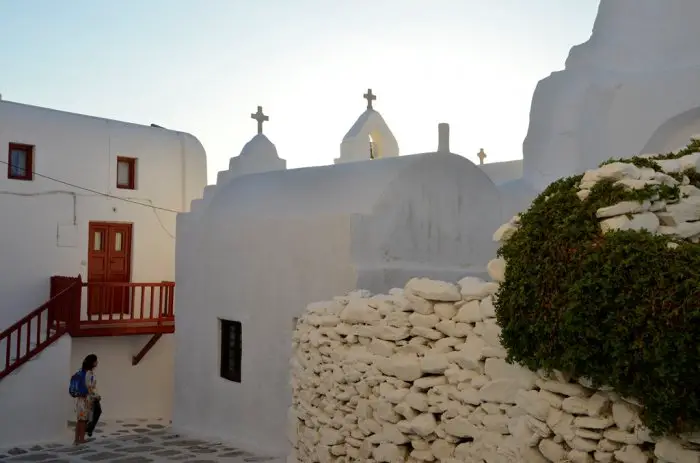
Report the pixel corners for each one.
[241,133,279,158]
[239,133,278,159]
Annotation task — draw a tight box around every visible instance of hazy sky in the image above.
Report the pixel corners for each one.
[0,0,600,183]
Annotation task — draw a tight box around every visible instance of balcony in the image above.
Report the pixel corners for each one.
[50,276,175,337]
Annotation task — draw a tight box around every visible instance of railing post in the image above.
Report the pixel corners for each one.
[67,275,83,335]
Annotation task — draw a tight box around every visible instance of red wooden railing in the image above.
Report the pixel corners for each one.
[0,278,82,381]
[0,277,175,380]
[76,281,175,336]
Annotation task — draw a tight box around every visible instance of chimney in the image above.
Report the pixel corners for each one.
[438,123,450,152]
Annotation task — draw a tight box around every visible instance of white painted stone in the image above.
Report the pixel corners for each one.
[596,200,650,219]
[443,416,482,438]
[539,438,567,461]
[600,215,632,233]
[458,277,499,301]
[405,278,461,302]
[485,358,538,389]
[373,442,408,462]
[574,416,614,430]
[493,222,519,242]
[587,392,611,417]
[487,258,507,283]
[340,300,382,324]
[612,402,639,432]
[614,444,650,463]
[654,438,700,463]
[569,449,594,463]
[410,413,437,437]
[478,379,522,404]
[537,379,590,397]
[595,451,615,462]
[453,300,483,323]
[665,196,700,222]
[433,302,457,320]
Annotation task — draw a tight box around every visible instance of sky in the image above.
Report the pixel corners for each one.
[0,0,600,183]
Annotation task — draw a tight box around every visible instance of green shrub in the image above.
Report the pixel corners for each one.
[495,140,700,434]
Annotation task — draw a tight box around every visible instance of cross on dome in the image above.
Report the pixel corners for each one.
[363,89,376,110]
[477,148,487,165]
[251,106,269,135]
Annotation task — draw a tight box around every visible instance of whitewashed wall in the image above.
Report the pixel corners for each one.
[521,0,700,192]
[173,152,505,456]
[0,100,207,443]
[0,99,207,329]
[70,334,174,421]
[0,335,71,449]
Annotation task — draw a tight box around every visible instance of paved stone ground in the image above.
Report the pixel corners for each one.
[0,419,283,462]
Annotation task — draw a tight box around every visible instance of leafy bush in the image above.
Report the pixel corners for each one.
[495,140,700,434]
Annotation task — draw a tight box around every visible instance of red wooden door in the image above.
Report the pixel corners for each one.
[88,222,132,316]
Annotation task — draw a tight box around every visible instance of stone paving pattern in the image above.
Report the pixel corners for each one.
[0,419,283,462]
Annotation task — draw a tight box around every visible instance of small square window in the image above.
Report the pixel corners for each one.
[116,157,136,190]
[8,143,34,181]
[220,319,242,383]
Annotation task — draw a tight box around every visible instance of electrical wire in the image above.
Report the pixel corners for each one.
[0,159,181,213]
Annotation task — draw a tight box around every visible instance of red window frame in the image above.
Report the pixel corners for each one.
[116,157,136,190]
[7,143,34,181]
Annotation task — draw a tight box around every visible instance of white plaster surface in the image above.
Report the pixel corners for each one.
[173,151,503,455]
[336,108,399,163]
[70,334,174,421]
[0,99,207,330]
[521,0,700,192]
[0,334,71,449]
[226,133,287,181]
[478,160,523,186]
[0,99,207,451]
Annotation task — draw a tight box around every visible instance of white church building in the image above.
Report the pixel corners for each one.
[171,0,700,457]
[2,0,700,455]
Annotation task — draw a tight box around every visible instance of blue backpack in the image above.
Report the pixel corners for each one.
[69,370,88,398]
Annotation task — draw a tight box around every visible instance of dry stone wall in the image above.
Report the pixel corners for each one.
[289,276,700,463]
[289,149,700,463]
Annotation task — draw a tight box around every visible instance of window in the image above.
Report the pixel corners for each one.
[220,319,242,383]
[7,143,34,180]
[114,231,123,251]
[92,230,104,251]
[116,157,136,190]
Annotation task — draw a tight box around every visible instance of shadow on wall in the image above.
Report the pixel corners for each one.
[641,106,700,154]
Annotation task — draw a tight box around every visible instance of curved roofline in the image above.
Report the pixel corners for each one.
[0,98,191,135]
[342,108,391,141]
[205,151,497,220]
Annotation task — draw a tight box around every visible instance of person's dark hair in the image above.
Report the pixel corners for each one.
[82,354,98,371]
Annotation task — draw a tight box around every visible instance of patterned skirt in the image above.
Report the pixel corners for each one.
[75,397,91,421]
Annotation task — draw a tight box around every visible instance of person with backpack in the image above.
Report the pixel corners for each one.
[69,354,100,445]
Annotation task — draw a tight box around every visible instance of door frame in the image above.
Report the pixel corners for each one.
[87,221,134,316]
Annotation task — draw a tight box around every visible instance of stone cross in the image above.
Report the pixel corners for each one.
[477,148,487,165]
[364,89,376,110]
[251,106,269,135]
